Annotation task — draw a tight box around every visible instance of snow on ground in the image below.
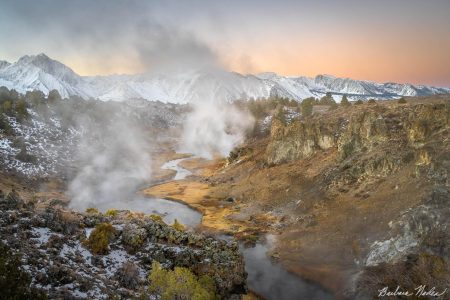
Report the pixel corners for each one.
[30,227,61,246]
[0,110,80,177]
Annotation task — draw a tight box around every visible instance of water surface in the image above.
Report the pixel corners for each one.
[95,156,201,226]
[96,156,334,299]
[161,157,192,180]
[241,235,334,300]
[96,196,202,227]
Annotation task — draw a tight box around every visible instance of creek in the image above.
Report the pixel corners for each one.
[156,157,334,300]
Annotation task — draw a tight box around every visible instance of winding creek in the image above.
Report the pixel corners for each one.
[241,236,333,300]
[151,156,334,300]
[97,155,333,300]
[161,157,193,180]
[95,157,201,226]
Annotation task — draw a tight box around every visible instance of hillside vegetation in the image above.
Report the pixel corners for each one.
[184,95,450,297]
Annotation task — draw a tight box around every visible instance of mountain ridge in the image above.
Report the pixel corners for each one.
[1,53,449,103]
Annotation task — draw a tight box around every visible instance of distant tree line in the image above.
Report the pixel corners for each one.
[0,86,119,135]
[237,93,348,126]
[239,92,399,128]
[0,87,66,119]
[0,85,159,139]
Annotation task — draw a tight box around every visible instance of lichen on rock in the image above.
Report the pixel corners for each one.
[0,191,247,299]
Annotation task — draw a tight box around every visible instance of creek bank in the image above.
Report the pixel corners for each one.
[154,156,335,300]
[241,236,333,300]
[90,196,202,228]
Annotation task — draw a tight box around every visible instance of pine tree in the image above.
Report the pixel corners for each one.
[301,99,314,117]
[275,106,287,125]
[48,89,62,103]
[15,99,29,121]
[1,100,12,114]
[341,95,350,106]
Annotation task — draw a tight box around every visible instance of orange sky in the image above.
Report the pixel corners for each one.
[1,0,450,86]
[68,32,450,87]
[223,33,450,85]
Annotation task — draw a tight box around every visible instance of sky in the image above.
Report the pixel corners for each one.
[0,0,449,86]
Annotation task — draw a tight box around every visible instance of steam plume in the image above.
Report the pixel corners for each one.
[68,109,151,211]
[180,100,253,159]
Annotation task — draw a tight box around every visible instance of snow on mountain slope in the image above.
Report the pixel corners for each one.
[0,54,90,99]
[0,98,184,177]
[0,54,449,103]
[0,60,10,70]
[85,70,272,103]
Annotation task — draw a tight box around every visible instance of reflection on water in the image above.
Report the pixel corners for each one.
[161,157,192,180]
[90,157,201,227]
[241,235,334,300]
[96,196,202,227]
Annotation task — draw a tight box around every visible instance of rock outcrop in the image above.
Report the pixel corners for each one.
[266,102,449,186]
[265,117,339,165]
[0,193,247,299]
[222,99,449,298]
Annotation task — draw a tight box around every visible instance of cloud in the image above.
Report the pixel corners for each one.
[0,0,223,75]
[134,21,220,73]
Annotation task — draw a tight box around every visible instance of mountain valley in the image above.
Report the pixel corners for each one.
[1,83,448,299]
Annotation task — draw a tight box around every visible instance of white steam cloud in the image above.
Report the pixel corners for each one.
[180,100,254,159]
[68,112,151,211]
[63,21,252,211]
[135,22,255,159]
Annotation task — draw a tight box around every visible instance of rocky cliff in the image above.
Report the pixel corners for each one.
[206,97,449,298]
[263,99,450,297]
[266,101,449,169]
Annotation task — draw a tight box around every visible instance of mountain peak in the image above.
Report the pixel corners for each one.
[0,54,449,101]
[256,72,279,80]
[315,74,337,80]
[30,53,50,60]
[17,53,66,67]
[15,53,80,85]
[18,53,50,64]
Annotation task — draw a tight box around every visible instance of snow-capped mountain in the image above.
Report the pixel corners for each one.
[0,54,91,99]
[0,53,449,103]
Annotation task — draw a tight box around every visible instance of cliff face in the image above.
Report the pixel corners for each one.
[265,117,338,165]
[213,98,449,298]
[266,102,449,184]
[268,102,448,161]
[263,100,450,297]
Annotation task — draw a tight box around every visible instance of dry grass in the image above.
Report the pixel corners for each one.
[142,178,254,232]
[142,96,450,297]
[356,252,449,298]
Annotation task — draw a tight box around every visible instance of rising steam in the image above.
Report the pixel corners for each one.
[136,22,254,159]
[180,100,253,159]
[68,111,151,211]
[64,19,253,210]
